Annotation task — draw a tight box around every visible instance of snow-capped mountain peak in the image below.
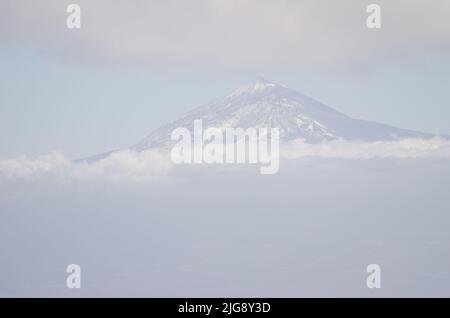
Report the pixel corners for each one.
[227,78,279,97]
[79,79,440,161]
[128,79,435,152]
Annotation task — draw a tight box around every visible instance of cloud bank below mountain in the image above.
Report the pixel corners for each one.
[281,138,450,160]
[1,138,450,182]
[0,149,172,183]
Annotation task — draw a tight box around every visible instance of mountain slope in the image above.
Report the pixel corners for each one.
[131,79,434,152]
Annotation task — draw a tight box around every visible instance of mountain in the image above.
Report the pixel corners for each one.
[80,79,439,161]
[131,79,434,151]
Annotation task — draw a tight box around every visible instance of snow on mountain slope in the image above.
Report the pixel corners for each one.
[130,79,435,152]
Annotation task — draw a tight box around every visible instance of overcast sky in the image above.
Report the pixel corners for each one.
[1,0,450,158]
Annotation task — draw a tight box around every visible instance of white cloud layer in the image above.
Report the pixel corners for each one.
[0,150,172,183]
[2,0,450,69]
[281,138,450,159]
[1,138,450,182]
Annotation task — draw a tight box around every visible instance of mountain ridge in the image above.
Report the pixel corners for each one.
[79,79,443,162]
[131,79,435,151]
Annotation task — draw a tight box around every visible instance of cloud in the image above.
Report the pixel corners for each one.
[281,138,450,159]
[1,138,450,183]
[0,150,172,183]
[2,0,450,70]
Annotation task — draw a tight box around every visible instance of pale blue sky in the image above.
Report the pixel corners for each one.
[1,1,450,158]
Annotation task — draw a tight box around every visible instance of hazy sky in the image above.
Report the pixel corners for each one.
[2,1,450,298]
[1,0,450,158]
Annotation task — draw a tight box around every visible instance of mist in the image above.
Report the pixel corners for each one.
[1,157,450,297]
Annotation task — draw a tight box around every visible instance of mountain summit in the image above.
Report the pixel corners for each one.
[131,79,434,152]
